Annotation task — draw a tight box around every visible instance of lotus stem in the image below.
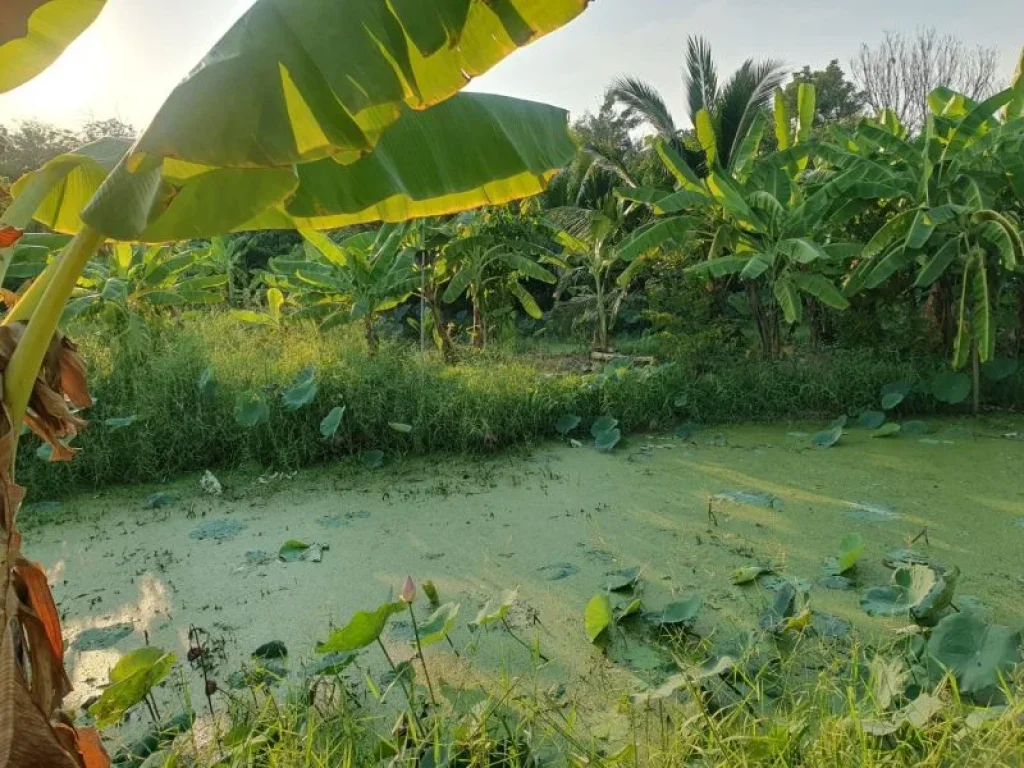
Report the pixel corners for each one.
[501,617,548,662]
[142,695,159,724]
[408,607,438,707]
[4,225,103,449]
[375,637,421,730]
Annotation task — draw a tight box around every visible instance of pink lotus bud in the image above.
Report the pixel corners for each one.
[399,575,416,603]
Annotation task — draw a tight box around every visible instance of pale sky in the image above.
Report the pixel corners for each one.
[1,0,1021,131]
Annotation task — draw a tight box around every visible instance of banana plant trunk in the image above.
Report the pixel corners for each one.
[429,299,456,364]
[418,251,456,364]
[593,272,610,353]
[471,294,486,349]
[805,298,833,350]
[927,276,957,353]
[746,283,779,360]
[1,225,110,767]
[1017,281,1024,357]
[364,315,379,354]
[972,345,982,416]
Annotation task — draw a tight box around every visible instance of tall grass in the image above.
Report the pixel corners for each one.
[170,634,1024,767]
[19,311,1024,499]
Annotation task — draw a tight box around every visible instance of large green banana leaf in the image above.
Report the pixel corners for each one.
[12,0,589,242]
[0,0,106,92]
[15,92,576,241]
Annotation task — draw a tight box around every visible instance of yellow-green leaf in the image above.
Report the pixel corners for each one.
[18,95,577,242]
[796,83,816,145]
[774,276,801,324]
[134,0,590,168]
[585,594,613,644]
[773,88,791,152]
[0,0,106,93]
[695,108,717,166]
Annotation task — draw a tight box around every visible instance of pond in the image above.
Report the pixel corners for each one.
[24,417,1024,724]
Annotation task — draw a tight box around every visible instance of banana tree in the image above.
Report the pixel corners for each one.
[839,86,1024,382]
[406,219,458,362]
[62,243,227,349]
[441,227,556,348]
[269,226,420,352]
[1,0,589,762]
[618,84,859,358]
[545,194,661,352]
[0,3,110,767]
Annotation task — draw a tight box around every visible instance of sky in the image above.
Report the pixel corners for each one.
[1,0,1021,132]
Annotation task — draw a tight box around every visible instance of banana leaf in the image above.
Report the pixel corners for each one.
[0,0,106,92]
[12,0,590,241]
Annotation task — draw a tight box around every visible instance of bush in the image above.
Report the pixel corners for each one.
[19,312,1024,499]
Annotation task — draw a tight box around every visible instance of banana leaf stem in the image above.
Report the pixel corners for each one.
[5,225,103,455]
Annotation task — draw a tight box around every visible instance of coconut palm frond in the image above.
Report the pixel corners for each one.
[609,76,678,140]
[581,143,638,192]
[545,206,603,248]
[684,35,719,121]
[718,58,787,168]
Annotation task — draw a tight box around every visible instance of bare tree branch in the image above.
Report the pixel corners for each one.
[850,27,998,129]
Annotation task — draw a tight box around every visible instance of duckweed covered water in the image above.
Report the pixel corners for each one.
[24,417,1024,721]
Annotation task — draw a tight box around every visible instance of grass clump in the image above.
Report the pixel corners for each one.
[20,311,1024,499]
[158,627,1024,767]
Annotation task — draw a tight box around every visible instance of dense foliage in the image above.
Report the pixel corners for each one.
[2,12,1023,767]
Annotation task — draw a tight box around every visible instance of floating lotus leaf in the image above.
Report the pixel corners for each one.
[605,566,641,593]
[471,589,518,629]
[731,565,773,585]
[649,596,702,627]
[595,428,622,453]
[926,612,1023,704]
[811,425,843,448]
[871,422,901,437]
[931,371,971,404]
[858,410,886,430]
[861,565,958,624]
[555,414,581,436]
[590,416,619,438]
[415,603,460,648]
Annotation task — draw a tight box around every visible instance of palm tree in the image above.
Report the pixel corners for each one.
[610,36,786,173]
